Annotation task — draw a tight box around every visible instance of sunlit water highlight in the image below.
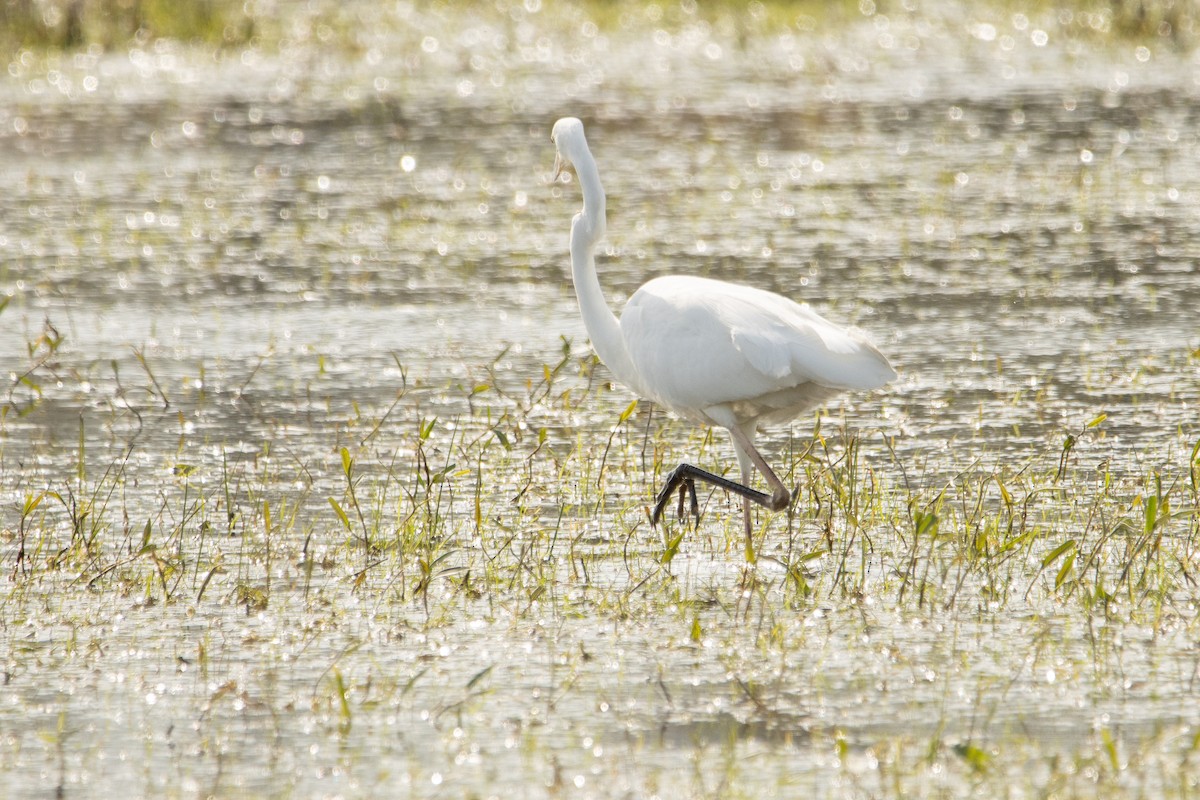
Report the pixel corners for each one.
[2,2,1199,797]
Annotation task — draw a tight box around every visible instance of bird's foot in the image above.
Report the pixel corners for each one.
[650,479,672,527]
[651,466,700,528]
[676,477,700,528]
[767,487,790,512]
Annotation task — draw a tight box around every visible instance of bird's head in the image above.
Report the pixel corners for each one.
[551,117,587,180]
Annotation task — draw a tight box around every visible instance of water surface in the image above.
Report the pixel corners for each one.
[3,3,1200,797]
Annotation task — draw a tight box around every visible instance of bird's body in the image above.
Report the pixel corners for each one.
[551,116,894,550]
[618,274,893,429]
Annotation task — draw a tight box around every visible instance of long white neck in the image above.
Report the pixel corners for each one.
[568,145,641,392]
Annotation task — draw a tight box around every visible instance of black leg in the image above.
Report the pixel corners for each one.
[650,463,777,527]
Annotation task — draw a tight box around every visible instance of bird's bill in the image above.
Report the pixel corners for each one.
[552,151,566,181]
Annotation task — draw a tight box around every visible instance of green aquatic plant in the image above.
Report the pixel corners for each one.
[4,316,64,419]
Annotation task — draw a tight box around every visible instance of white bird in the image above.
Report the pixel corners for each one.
[551,117,895,555]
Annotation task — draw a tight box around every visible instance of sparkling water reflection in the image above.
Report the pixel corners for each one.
[2,2,1199,797]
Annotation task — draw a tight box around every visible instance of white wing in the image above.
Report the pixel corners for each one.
[619,275,894,422]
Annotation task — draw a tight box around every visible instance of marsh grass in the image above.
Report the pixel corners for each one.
[3,0,1194,55]
[5,322,1197,620]
[0,0,254,49]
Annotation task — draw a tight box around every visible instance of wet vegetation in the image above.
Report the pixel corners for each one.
[0,0,255,49]
[3,0,1200,796]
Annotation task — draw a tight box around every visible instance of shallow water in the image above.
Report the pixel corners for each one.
[3,2,1200,797]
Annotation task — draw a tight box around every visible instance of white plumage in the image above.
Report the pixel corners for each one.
[552,116,894,551]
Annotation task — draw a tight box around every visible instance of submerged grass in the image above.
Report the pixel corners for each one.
[3,319,1198,795]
